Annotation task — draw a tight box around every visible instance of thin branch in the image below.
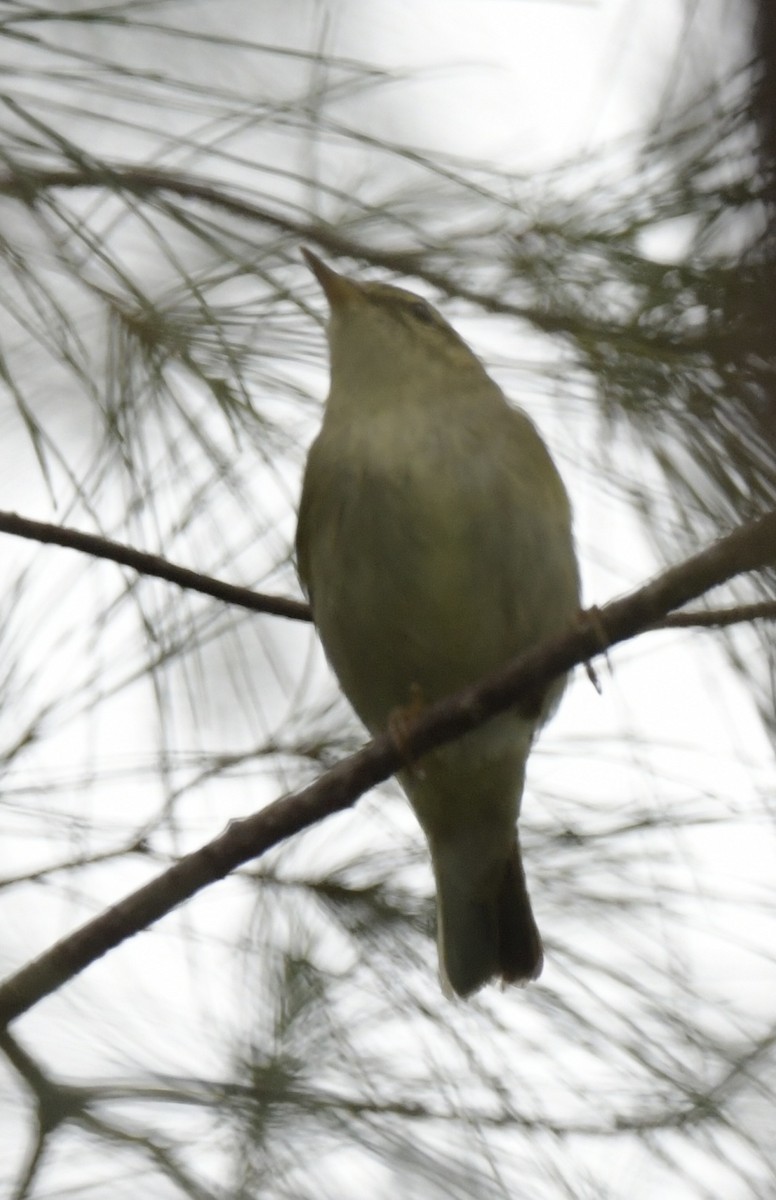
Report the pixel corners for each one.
[2,509,774,633]
[0,510,311,622]
[0,161,688,344]
[656,600,776,628]
[0,508,773,1029]
[0,1029,88,1200]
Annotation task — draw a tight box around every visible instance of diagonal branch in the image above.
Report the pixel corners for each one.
[1,509,774,631]
[657,599,776,628]
[0,510,311,622]
[0,162,694,344]
[0,508,773,1029]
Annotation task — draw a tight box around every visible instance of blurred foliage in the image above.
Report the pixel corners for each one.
[0,3,774,1200]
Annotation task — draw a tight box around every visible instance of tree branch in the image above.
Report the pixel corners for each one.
[0,161,697,345]
[0,510,311,622]
[0,508,773,1029]
[657,599,776,629]
[2,509,774,633]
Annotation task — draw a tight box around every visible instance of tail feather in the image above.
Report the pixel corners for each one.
[496,840,544,985]
[435,836,542,998]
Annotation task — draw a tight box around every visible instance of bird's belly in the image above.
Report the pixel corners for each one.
[309,459,577,737]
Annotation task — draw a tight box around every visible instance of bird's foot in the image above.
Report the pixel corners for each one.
[388,682,426,778]
[579,604,610,692]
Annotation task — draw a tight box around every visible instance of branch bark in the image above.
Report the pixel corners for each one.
[1,509,774,631]
[0,508,773,1029]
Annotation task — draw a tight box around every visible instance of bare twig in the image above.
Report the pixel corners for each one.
[0,510,311,622]
[656,600,776,628]
[2,509,774,633]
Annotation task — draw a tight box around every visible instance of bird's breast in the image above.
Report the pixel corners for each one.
[298,405,578,735]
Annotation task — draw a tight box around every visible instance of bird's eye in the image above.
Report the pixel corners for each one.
[409,301,435,325]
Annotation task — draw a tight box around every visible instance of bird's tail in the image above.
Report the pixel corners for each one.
[433,834,543,998]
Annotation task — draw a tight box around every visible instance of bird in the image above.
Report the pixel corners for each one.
[296,248,580,997]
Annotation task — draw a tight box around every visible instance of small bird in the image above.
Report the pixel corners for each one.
[296,249,579,997]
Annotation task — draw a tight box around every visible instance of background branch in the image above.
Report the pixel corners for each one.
[0,510,310,622]
[0,162,678,340]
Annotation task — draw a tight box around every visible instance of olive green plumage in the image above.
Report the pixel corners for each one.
[296,251,579,997]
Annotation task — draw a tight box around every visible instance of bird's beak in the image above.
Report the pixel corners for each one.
[302,248,360,309]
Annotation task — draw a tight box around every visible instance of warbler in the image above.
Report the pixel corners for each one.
[296,249,579,997]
